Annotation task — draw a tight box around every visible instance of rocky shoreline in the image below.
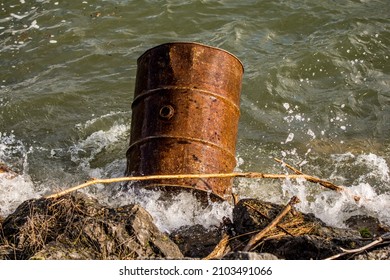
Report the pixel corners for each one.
[1,191,389,260]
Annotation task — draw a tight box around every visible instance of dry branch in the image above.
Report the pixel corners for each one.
[243,196,300,251]
[44,172,345,199]
[325,233,390,260]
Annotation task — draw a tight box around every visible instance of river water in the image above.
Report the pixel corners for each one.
[1,0,389,232]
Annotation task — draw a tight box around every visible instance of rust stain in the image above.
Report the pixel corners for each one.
[126,42,244,200]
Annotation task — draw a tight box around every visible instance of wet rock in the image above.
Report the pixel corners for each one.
[345,215,390,238]
[170,224,222,258]
[0,193,183,260]
[231,198,381,260]
[259,235,341,259]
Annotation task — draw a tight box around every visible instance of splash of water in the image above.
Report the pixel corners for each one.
[102,187,232,233]
[0,132,42,217]
[235,152,390,228]
[0,173,40,218]
[1,123,390,231]
[68,122,128,171]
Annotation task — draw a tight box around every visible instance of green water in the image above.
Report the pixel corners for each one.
[1,0,390,227]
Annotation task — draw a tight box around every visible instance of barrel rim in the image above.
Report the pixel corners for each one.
[137,41,244,72]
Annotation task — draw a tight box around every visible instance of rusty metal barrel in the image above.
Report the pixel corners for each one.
[125,42,244,200]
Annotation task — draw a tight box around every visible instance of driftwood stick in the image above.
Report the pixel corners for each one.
[325,233,390,260]
[44,171,345,199]
[244,196,300,251]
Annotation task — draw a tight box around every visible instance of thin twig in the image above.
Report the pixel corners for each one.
[325,233,390,260]
[274,158,362,202]
[244,196,301,251]
[274,158,303,175]
[44,172,345,199]
[274,158,343,192]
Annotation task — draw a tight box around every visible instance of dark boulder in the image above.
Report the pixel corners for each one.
[345,215,390,238]
[170,224,222,258]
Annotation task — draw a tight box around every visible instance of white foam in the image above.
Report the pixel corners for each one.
[0,173,41,217]
[0,132,44,217]
[0,132,28,172]
[105,187,233,233]
[29,20,39,30]
[306,129,316,139]
[355,153,389,183]
[76,112,116,130]
[297,182,390,227]
[276,152,390,227]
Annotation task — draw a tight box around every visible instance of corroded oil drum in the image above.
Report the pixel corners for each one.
[126,42,243,200]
